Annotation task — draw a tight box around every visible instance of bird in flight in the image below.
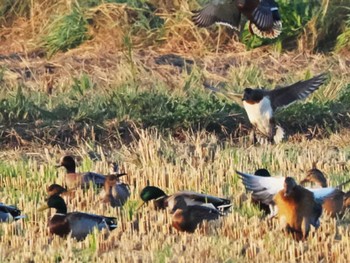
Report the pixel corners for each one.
[193,0,282,39]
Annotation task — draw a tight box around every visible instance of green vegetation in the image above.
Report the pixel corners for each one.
[43,7,90,57]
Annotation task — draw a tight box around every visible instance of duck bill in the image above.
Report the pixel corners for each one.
[136,201,146,211]
[116,173,127,178]
[299,178,308,185]
[38,204,49,212]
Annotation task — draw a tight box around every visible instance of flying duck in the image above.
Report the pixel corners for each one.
[0,203,25,222]
[242,73,327,144]
[39,195,117,241]
[192,0,282,39]
[300,163,350,217]
[139,186,232,212]
[100,173,130,207]
[236,170,337,240]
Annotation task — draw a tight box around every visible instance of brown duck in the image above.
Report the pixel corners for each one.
[300,163,350,217]
[56,155,106,189]
[100,174,130,207]
[237,170,338,240]
[274,177,323,241]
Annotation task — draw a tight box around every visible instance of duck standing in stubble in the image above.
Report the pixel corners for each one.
[39,195,117,241]
[236,170,338,240]
[139,186,232,233]
[242,73,327,144]
[273,177,323,241]
[100,174,130,208]
[193,0,282,39]
[56,155,106,189]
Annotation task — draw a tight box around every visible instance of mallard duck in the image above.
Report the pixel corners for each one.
[139,186,232,212]
[56,155,106,189]
[39,195,117,241]
[100,174,130,207]
[0,203,25,222]
[193,0,282,39]
[236,170,337,240]
[300,163,350,217]
[171,195,222,233]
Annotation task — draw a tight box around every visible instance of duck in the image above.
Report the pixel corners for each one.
[46,183,77,201]
[0,203,25,222]
[192,0,282,39]
[274,177,323,241]
[56,155,106,189]
[241,74,326,144]
[139,186,232,212]
[39,195,117,241]
[100,173,130,207]
[300,163,350,217]
[170,195,222,233]
[236,170,337,240]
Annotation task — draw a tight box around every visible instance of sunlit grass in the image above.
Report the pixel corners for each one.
[0,130,349,261]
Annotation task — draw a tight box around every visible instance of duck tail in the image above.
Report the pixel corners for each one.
[250,20,282,39]
[14,215,26,220]
[217,203,233,213]
[104,217,118,230]
[250,0,282,39]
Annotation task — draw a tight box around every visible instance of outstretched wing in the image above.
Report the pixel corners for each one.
[236,170,284,205]
[192,0,241,29]
[175,191,231,208]
[269,73,327,110]
[308,187,339,204]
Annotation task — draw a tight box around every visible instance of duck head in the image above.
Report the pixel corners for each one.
[56,156,76,173]
[242,88,264,104]
[39,195,67,214]
[139,186,167,210]
[104,174,122,191]
[47,184,68,197]
[300,166,327,188]
[254,168,271,177]
[284,177,297,197]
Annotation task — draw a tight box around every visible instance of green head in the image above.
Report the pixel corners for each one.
[140,186,167,202]
[43,195,68,214]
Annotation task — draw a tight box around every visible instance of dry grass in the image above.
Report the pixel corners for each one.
[0,1,350,262]
[0,128,350,262]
